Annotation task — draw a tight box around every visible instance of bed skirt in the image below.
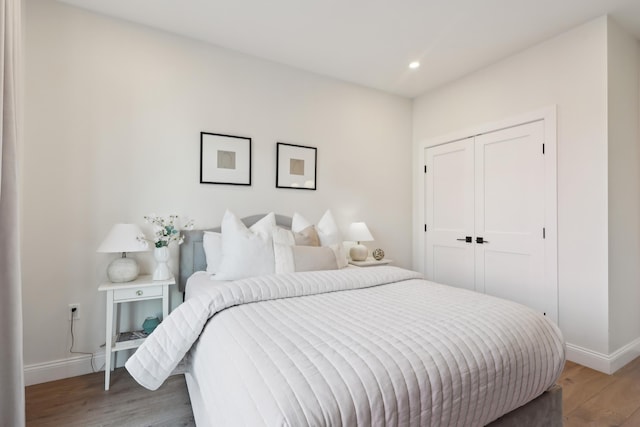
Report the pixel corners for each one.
[186,371,562,427]
[487,384,562,427]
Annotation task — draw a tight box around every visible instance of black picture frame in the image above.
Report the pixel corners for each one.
[276,142,317,190]
[200,132,251,186]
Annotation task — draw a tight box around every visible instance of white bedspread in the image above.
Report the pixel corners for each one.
[126,267,565,426]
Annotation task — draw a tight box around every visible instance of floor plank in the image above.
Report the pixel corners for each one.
[558,360,617,414]
[614,356,640,381]
[621,407,640,427]
[567,374,640,425]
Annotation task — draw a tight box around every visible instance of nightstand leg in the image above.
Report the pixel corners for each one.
[162,284,169,320]
[105,290,114,391]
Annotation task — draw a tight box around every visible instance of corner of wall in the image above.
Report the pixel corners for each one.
[606,16,640,354]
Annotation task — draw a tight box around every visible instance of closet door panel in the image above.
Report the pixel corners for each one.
[474,121,546,314]
[425,139,475,291]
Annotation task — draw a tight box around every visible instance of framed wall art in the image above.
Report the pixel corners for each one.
[276,143,317,190]
[200,132,251,185]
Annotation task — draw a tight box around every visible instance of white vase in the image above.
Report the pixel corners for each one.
[153,246,171,280]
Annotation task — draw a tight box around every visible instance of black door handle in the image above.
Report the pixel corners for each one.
[456,236,472,243]
[476,237,489,244]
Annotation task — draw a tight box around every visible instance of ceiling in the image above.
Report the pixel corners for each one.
[57,0,640,98]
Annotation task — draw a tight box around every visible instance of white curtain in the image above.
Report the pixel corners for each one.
[0,0,24,425]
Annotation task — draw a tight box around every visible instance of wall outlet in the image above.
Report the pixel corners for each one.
[68,304,80,321]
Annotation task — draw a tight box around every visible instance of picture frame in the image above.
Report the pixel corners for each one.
[276,143,317,190]
[200,132,251,186]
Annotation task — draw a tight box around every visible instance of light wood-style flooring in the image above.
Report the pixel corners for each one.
[560,357,640,426]
[26,357,640,426]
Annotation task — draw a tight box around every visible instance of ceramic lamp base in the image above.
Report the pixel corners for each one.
[350,244,369,262]
[107,256,139,283]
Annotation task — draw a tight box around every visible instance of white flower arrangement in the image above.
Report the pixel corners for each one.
[138,214,194,248]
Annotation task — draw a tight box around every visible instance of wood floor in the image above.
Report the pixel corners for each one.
[25,369,194,427]
[560,357,640,426]
[26,357,640,426]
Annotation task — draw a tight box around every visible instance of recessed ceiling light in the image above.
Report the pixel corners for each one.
[409,61,420,69]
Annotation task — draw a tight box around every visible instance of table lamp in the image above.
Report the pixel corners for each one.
[347,222,374,261]
[97,223,148,282]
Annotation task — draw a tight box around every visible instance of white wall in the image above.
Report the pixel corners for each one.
[607,21,640,352]
[413,17,611,355]
[23,0,412,383]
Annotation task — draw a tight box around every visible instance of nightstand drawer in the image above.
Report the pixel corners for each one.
[114,286,163,301]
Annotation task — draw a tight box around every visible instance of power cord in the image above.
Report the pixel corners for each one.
[69,308,98,373]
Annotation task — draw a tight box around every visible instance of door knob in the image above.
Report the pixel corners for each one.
[476,237,489,244]
[456,236,472,243]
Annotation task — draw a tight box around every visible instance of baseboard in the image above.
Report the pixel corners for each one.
[566,336,640,374]
[609,337,640,373]
[566,344,611,373]
[24,353,106,386]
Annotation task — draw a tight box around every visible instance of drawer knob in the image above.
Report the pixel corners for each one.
[136,290,143,296]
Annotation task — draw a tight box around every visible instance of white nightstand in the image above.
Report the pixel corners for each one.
[98,275,175,390]
[349,258,393,267]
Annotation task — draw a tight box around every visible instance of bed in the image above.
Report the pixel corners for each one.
[126,213,565,427]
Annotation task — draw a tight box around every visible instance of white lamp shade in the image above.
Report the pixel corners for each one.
[347,222,374,242]
[97,223,148,253]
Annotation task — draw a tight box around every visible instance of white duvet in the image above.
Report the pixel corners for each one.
[126,267,565,426]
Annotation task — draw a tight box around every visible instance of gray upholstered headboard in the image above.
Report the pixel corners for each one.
[178,214,292,292]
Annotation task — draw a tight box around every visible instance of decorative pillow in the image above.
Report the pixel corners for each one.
[293,225,320,246]
[214,211,276,280]
[203,231,222,274]
[292,210,343,247]
[273,243,346,274]
[272,225,320,247]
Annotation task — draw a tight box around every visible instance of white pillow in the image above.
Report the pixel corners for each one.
[330,243,349,269]
[292,210,343,247]
[215,211,276,280]
[273,228,295,273]
[291,212,313,233]
[273,227,296,247]
[203,231,222,274]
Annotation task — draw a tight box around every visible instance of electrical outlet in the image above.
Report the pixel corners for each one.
[68,304,80,321]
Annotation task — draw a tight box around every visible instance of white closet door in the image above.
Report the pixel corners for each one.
[474,121,547,314]
[425,138,475,290]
